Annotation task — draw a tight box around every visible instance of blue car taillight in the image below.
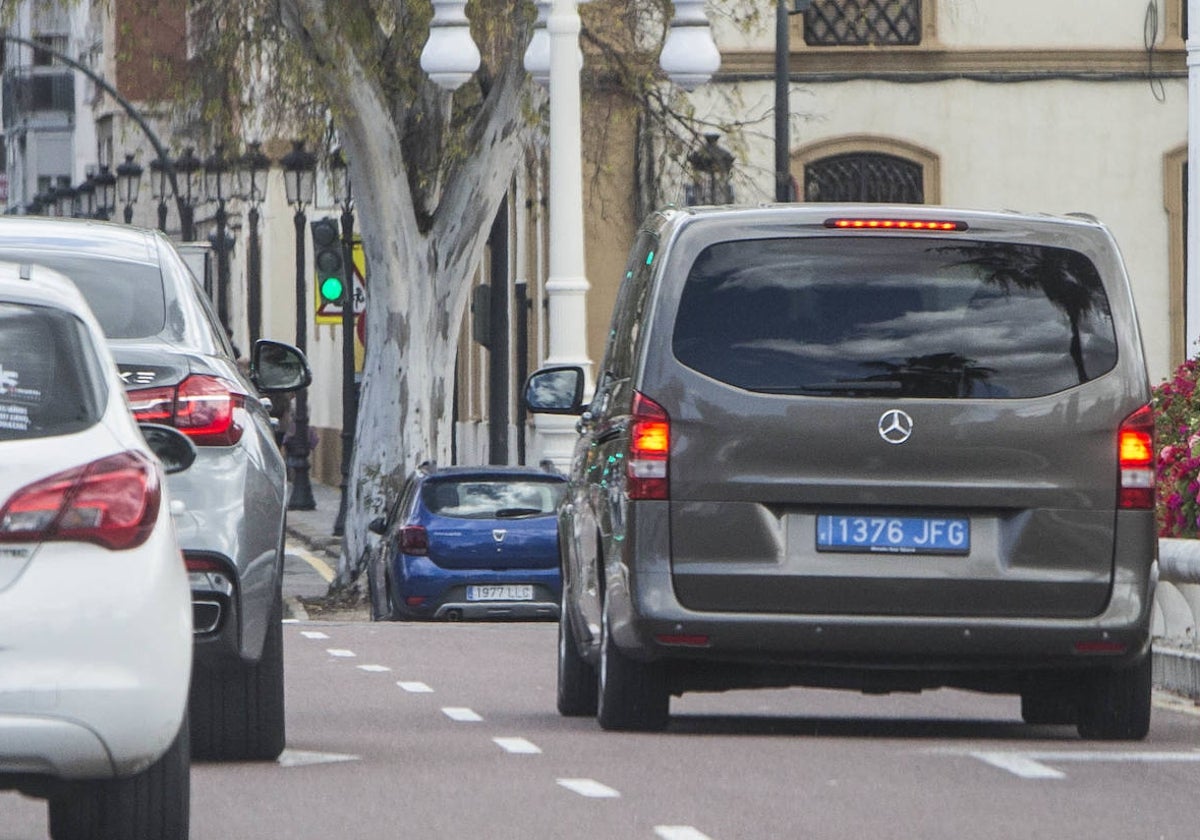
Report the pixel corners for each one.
[399,525,429,555]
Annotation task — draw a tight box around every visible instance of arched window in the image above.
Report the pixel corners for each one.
[804,152,923,203]
[796,137,939,205]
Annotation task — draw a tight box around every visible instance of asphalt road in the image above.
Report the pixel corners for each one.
[7,546,1200,838]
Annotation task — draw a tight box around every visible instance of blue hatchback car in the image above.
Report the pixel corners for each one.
[367,466,566,621]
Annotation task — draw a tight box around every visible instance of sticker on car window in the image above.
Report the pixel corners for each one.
[0,363,44,432]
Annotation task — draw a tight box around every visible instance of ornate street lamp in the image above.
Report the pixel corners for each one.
[513,0,721,466]
[174,146,202,240]
[55,185,78,219]
[686,133,735,205]
[116,153,144,224]
[280,139,318,511]
[327,148,359,537]
[235,141,271,347]
[92,165,116,221]
[659,0,722,91]
[75,175,96,218]
[419,0,480,91]
[149,155,172,232]
[204,145,233,328]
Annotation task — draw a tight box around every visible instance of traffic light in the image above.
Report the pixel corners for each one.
[310,217,346,306]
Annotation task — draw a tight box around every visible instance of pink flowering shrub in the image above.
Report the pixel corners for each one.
[1153,358,1200,537]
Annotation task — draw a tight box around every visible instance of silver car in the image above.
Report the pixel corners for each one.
[0,217,310,760]
[526,204,1157,739]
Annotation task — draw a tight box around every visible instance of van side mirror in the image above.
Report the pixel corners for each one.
[251,340,312,393]
[368,517,388,536]
[524,366,585,414]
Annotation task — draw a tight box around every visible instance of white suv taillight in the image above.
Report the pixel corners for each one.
[1118,404,1155,510]
[127,374,246,446]
[0,451,162,550]
[627,391,670,501]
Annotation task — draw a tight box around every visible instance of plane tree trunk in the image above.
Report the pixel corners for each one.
[278,0,532,584]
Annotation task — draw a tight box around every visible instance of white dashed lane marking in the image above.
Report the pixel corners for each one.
[357,664,392,672]
[300,630,329,639]
[969,750,1200,779]
[442,707,483,722]
[655,828,714,840]
[398,681,434,693]
[326,649,356,658]
[557,778,620,798]
[277,749,360,768]
[493,737,541,754]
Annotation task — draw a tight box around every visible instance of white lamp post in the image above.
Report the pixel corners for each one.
[423,0,720,468]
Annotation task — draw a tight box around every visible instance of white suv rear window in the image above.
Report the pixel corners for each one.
[0,303,105,439]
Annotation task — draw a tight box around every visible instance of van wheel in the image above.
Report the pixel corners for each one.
[49,716,189,840]
[1076,654,1152,741]
[557,596,598,716]
[597,604,668,731]
[191,594,286,761]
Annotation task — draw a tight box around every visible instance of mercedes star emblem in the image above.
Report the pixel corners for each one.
[878,409,914,445]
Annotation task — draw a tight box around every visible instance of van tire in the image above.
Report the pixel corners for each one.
[49,716,189,840]
[1076,654,1152,741]
[557,597,598,716]
[597,604,668,731]
[190,594,286,761]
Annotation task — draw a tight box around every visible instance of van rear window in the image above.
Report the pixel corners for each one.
[672,237,1118,399]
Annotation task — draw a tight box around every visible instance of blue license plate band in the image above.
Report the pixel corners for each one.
[816,515,970,555]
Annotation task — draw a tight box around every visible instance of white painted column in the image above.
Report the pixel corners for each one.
[532,0,593,470]
[1188,0,1200,357]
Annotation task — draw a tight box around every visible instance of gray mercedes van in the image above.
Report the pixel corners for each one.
[525,204,1157,739]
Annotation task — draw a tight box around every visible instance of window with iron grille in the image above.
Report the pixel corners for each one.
[804,153,924,203]
[805,0,922,47]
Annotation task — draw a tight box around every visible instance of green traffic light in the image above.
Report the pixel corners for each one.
[320,275,345,303]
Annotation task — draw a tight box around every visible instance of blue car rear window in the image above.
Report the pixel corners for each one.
[423,479,565,519]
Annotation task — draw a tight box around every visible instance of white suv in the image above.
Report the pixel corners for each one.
[0,262,193,838]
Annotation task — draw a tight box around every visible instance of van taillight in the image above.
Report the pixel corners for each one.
[1118,404,1154,510]
[399,525,429,555]
[0,452,161,550]
[627,391,669,501]
[824,217,967,231]
[128,375,245,446]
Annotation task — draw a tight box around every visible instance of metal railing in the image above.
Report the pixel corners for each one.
[1153,539,1200,698]
[1154,538,1200,642]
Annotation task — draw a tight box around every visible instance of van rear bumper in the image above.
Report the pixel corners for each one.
[604,507,1157,679]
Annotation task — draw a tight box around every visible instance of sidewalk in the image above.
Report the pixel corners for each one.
[285,480,345,561]
[282,480,351,620]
